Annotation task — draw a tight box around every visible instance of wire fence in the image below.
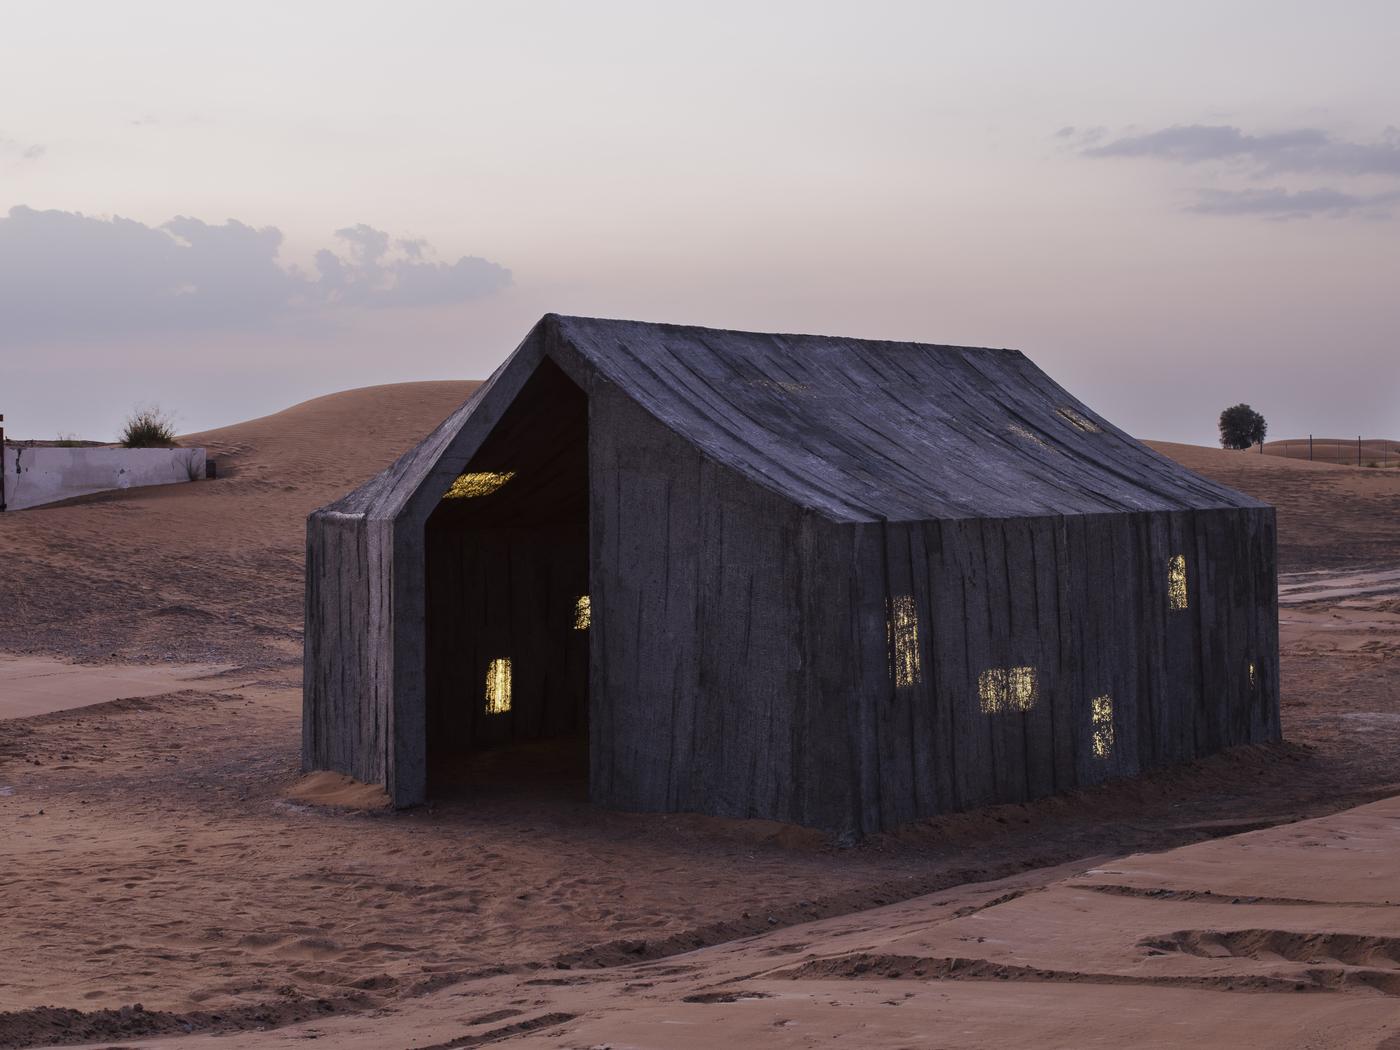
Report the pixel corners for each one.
[1262,436,1400,468]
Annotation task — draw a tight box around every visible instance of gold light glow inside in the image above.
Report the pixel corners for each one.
[750,378,811,395]
[574,595,592,630]
[1091,694,1114,759]
[1168,554,1189,610]
[484,658,512,714]
[1058,406,1102,433]
[887,595,921,688]
[1009,423,1049,449]
[1248,662,1257,688]
[979,667,1038,714]
[444,471,515,500]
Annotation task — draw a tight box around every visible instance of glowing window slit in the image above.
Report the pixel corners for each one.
[1168,554,1189,610]
[1057,406,1101,433]
[1091,694,1114,759]
[484,658,512,714]
[1248,662,1257,688]
[887,595,921,688]
[749,378,811,394]
[979,666,1038,714]
[1009,423,1049,449]
[444,471,515,500]
[574,595,592,631]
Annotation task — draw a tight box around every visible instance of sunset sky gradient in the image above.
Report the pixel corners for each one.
[3,0,1397,443]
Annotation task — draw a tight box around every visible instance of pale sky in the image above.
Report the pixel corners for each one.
[3,1,1397,444]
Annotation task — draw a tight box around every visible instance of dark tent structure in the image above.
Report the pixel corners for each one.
[303,314,1279,836]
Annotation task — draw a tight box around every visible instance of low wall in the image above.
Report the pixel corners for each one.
[1,446,206,511]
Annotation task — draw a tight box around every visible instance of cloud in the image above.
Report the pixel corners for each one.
[0,206,512,346]
[313,224,511,308]
[1084,123,1400,178]
[1076,122,1400,221]
[1187,186,1400,220]
[1,135,45,163]
[1054,125,1105,148]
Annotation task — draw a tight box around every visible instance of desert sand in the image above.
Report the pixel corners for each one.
[0,381,478,668]
[0,657,231,719]
[2,387,1399,1048]
[1264,436,1400,468]
[63,799,1400,1048]
[1149,440,1400,571]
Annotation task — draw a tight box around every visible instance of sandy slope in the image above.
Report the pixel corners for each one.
[1264,436,1400,467]
[0,381,476,667]
[3,385,1400,1047]
[1147,440,1400,571]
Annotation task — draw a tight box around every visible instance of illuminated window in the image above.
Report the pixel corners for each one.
[444,471,515,500]
[749,378,811,395]
[1167,554,1188,610]
[1091,694,1114,758]
[1057,407,1101,433]
[887,595,921,688]
[979,667,1038,714]
[1248,662,1257,689]
[484,658,512,714]
[1008,423,1049,448]
[574,595,592,630]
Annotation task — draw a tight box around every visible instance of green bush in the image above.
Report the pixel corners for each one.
[120,407,178,448]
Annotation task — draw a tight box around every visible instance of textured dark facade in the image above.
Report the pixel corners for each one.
[304,314,1279,835]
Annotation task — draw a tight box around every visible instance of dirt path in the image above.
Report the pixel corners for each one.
[0,656,233,719]
[1279,566,1400,604]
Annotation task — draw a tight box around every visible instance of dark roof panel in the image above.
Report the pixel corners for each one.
[553,314,1263,522]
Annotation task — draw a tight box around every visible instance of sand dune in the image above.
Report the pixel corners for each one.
[1147,440,1400,571]
[1264,436,1400,467]
[0,381,476,667]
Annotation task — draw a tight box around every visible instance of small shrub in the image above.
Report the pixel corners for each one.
[54,433,84,448]
[120,406,178,448]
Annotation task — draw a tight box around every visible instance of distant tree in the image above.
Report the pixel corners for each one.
[1218,403,1267,450]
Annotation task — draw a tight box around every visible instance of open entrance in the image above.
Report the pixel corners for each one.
[424,358,589,798]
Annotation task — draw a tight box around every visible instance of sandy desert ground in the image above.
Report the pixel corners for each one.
[1264,437,1400,469]
[2,385,1399,1048]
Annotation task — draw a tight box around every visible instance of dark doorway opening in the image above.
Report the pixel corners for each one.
[424,359,589,797]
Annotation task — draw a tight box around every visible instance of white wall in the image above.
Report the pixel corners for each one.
[1,446,206,511]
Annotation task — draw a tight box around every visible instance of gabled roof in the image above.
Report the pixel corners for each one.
[555,315,1261,522]
[319,314,1264,525]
